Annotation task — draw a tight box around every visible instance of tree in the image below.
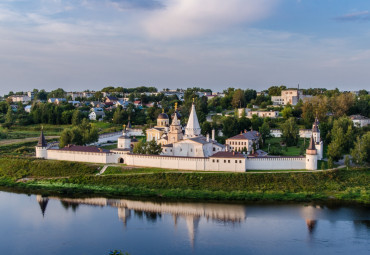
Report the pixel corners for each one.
[244,89,257,104]
[327,157,334,169]
[327,127,344,161]
[59,119,98,147]
[145,140,162,155]
[71,110,83,126]
[281,105,293,119]
[259,121,270,145]
[231,89,245,108]
[281,117,299,146]
[330,93,354,118]
[344,155,350,170]
[201,121,212,136]
[48,88,66,99]
[350,133,370,165]
[3,106,14,128]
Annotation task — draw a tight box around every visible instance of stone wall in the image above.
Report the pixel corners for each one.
[245,156,306,170]
[47,150,118,164]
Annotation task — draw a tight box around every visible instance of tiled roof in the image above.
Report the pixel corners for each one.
[227,131,259,140]
[210,151,245,158]
[52,145,110,153]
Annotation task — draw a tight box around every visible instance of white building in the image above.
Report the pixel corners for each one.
[9,95,31,103]
[271,89,311,106]
[350,115,370,127]
[89,108,105,121]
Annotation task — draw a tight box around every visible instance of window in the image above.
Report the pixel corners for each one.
[224,160,226,163]
[228,160,230,163]
[235,160,237,163]
[212,159,215,163]
[213,148,215,151]
[239,160,242,163]
[217,160,219,163]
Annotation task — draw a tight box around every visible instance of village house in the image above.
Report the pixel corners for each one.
[89,108,105,121]
[225,131,260,152]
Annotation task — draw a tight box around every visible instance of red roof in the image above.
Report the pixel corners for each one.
[210,151,246,158]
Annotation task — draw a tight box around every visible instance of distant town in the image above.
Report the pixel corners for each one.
[0,85,368,172]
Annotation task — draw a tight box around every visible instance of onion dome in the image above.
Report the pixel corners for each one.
[171,111,181,120]
[158,112,169,120]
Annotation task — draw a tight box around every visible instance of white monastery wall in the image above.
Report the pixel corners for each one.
[47,150,117,164]
[245,157,306,170]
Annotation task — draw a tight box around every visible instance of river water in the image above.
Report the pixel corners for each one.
[0,191,369,255]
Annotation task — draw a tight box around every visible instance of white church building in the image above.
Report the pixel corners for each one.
[36,103,323,171]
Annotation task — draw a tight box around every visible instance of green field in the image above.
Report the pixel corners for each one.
[0,157,368,204]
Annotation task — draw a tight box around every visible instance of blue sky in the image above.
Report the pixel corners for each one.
[0,0,369,95]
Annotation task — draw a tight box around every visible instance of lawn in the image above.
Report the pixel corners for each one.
[262,137,310,156]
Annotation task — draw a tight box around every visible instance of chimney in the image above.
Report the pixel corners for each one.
[206,134,210,142]
[212,129,215,141]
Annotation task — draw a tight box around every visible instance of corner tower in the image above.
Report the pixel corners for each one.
[35,129,48,158]
[306,135,318,170]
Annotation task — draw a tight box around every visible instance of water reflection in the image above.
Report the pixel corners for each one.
[39,196,247,247]
[33,195,370,248]
[1,191,369,255]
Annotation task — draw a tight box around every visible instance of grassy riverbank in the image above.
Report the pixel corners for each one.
[0,157,369,204]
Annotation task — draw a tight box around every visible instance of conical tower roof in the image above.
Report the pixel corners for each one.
[185,103,201,137]
[306,135,317,155]
[37,130,47,147]
[171,111,180,126]
[312,117,319,132]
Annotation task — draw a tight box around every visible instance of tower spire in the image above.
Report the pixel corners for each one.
[37,129,47,147]
[185,102,201,138]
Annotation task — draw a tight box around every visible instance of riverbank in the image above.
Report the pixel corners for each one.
[0,157,369,204]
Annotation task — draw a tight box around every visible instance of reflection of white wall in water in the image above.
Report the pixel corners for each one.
[48,197,246,222]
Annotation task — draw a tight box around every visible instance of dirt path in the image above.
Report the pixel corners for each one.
[0,136,60,146]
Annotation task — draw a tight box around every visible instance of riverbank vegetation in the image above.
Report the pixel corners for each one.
[0,157,368,204]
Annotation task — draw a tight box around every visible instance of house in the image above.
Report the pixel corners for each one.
[24,105,32,113]
[68,101,81,107]
[105,96,118,104]
[89,108,105,121]
[350,115,370,127]
[271,89,311,106]
[225,130,260,153]
[90,101,105,108]
[48,98,67,104]
[9,95,31,103]
[116,100,129,108]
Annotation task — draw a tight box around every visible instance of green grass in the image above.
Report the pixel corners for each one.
[102,166,176,175]
[262,137,309,156]
[101,144,118,150]
[0,157,99,179]
[0,157,368,203]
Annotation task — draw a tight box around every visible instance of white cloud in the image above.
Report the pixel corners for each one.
[142,0,279,40]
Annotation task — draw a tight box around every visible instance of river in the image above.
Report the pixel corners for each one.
[0,191,369,255]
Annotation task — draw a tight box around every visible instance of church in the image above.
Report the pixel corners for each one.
[147,102,225,157]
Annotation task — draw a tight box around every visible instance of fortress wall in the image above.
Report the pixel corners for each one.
[125,154,246,172]
[245,157,306,170]
[47,150,115,164]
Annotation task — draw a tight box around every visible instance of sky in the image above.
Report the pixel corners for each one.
[0,0,370,95]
